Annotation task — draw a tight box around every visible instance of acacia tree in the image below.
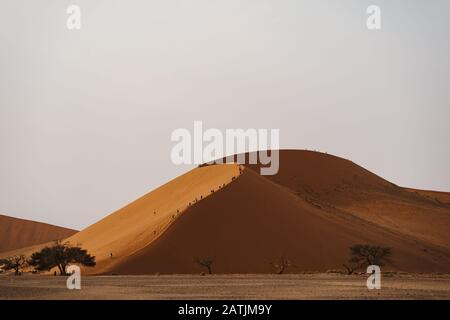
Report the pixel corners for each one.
[194,257,215,274]
[343,244,391,274]
[269,256,295,274]
[0,255,27,275]
[29,241,96,275]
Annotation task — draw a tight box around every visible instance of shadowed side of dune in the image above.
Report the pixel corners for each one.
[112,168,450,274]
[243,150,441,206]
[243,150,450,249]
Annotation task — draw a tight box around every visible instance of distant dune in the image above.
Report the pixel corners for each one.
[0,215,77,253]
[3,150,450,274]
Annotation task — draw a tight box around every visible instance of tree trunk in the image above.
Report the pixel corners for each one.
[61,264,67,275]
[207,265,212,274]
[57,264,65,275]
[277,265,285,275]
[343,264,353,275]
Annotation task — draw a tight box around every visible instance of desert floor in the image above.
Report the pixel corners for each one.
[1,273,450,300]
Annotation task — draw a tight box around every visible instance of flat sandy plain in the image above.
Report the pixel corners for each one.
[1,273,450,300]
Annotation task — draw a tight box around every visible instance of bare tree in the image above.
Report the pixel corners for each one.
[342,263,358,275]
[194,257,215,274]
[269,256,295,274]
[343,244,391,274]
[0,255,27,275]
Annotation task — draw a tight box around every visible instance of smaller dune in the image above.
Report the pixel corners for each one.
[0,215,77,253]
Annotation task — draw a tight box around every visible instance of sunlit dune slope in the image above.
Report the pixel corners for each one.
[66,164,241,273]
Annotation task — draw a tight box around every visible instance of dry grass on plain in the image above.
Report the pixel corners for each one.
[1,273,450,300]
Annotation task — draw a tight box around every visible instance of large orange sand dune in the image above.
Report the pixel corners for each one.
[3,150,450,274]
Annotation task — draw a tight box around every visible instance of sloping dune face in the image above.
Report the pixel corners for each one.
[66,164,241,273]
[111,150,450,274]
[11,150,449,274]
[0,215,76,253]
[244,150,450,249]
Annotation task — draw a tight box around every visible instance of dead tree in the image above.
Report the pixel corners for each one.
[269,256,295,274]
[0,255,27,275]
[194,257,215,274]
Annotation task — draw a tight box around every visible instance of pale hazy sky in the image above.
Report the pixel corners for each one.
[1,0,449,230]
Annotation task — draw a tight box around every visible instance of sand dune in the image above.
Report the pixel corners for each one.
[114,165,450,274]
[4,150,450,274]
[406,188,450,206]
[245,151,450,249]
[246,150,450,263]
[112,150,450,274]
[0,215,76,253]
[64,163,241,273]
